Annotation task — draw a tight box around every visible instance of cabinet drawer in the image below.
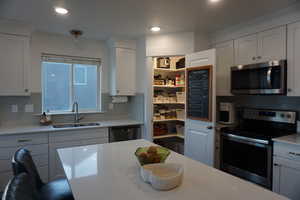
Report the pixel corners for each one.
[0,165,48,191]
[0,154,48,173]
[82,137,109,146]
[0,170,13,191]
[274,142,300,161]
[49,128,108,143]
[0,133,48,147]
[0,144,48,159]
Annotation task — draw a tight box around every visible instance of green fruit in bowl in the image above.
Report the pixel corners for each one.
[135,146,170,166]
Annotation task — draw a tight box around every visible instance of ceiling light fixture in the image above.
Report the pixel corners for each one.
[55,7,69,15]
[210,0,221,3]
[150,26,161,32]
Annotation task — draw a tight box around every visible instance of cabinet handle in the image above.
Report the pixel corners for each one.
[257,56,262,59]
[288,88,292,92]
[18,139,32,143]
[252,57,256,61]
[24,89,29,93]
[207,126,213,130]
[274,163,280,167]
[288,152,300,156]
[117,90,120,94]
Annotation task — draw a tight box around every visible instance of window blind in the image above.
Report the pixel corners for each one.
[42,53,101,65]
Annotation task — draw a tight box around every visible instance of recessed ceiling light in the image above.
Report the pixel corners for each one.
[150,26,161,32]
[210,0,220,3]
[55,7,69,15]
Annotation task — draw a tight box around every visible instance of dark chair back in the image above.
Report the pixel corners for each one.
[2,173,39,200]
[12,149,44,190]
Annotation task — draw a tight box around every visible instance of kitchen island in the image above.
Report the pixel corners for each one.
[58,139,287,200]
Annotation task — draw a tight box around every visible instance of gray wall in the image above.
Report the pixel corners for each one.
[0,93,144,127]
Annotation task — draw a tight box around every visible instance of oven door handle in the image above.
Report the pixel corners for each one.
[222,133,269,145]
[267,68,272,88]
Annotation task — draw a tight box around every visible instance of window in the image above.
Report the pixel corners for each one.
[42,54,101,113]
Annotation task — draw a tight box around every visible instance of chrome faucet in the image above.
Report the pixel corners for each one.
[72,102,83,123]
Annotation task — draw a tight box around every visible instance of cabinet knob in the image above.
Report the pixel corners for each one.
[274,163,280,167]
[252,57,256,61]
[207,126,213,130]
[288,88,292,92]
[24,89,29,93]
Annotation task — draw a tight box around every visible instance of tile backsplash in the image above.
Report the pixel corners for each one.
[0,93,144,127]
[217,95,300,119]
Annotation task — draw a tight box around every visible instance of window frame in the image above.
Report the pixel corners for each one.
[41,54,102,114]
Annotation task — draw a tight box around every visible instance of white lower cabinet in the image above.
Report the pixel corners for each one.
[49,128,109,180]
[0,133,49,191]
[0,127,109,191]
[273,142,300,200]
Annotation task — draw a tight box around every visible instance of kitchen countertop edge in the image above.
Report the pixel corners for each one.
[0,119,143,136]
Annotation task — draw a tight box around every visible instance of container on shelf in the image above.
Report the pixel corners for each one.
[176,92,185,103]
[176,125,184,136]
[176,109,185,120]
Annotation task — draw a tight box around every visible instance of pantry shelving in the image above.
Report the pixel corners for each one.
[152,56,186,142]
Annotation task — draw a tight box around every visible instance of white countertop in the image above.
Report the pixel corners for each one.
[273,134,300,146]
[0,119,143,136]
[58,139,287,200]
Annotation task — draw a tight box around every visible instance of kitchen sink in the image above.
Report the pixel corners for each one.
[53,122,101,129]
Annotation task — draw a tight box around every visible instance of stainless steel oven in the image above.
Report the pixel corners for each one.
[220,108,297,189]
[221,133,273,188]
[231,60,287,95]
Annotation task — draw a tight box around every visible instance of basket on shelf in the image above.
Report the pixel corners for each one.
[176,109,185,120]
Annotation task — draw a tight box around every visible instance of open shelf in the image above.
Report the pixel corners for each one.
[154,68,185,72]
[153,134,185,140]
[153,85,185,88]
[153,102,185,105]
[153,119,185,123]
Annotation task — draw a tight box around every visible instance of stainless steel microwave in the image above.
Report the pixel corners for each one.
[231,60,287,95]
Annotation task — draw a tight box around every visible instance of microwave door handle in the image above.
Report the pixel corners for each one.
[267,68,272,88]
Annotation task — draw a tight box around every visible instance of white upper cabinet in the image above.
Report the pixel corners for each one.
[109,39,136,96]
[0,33,30,96]
[287,21,300,96]
[216,40,234,96]
[257,26,286,62]
[234,34,258,65]
[234,26,287,65]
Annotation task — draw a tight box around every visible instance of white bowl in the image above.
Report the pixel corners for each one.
[140,163,183,191]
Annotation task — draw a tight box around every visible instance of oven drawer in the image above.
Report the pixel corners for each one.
[274,142,300,161]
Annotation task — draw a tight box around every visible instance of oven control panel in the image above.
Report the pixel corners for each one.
[243,109,296,124]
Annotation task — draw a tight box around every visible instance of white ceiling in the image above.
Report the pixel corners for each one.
[0,0,298,40]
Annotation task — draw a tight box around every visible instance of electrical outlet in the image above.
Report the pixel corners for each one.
[11,105,18,113]
[109,103,114,110]
[25,104,34,113]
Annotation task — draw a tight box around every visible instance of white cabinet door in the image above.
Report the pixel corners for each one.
[273,157,300,200]
[234,34,258,65]
[258,26,286,62]
[0,33,29,96]
[115,48,136,96]
[185,128,212,165]
[215,40,234,96]
[185,49,216,166]
[287,21,300,96]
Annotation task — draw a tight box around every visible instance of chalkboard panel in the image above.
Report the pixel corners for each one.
[187,66,212,121]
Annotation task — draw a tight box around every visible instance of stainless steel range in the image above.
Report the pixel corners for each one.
[220,108,297,189]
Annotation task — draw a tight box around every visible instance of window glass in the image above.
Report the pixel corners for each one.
[74,64,98,110]
[42,62,71,112]
[42,59,100,113]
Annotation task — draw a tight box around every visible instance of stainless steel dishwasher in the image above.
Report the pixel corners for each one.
[109,126,141,142]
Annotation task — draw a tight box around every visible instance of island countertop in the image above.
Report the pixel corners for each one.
[57,139,287,200]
